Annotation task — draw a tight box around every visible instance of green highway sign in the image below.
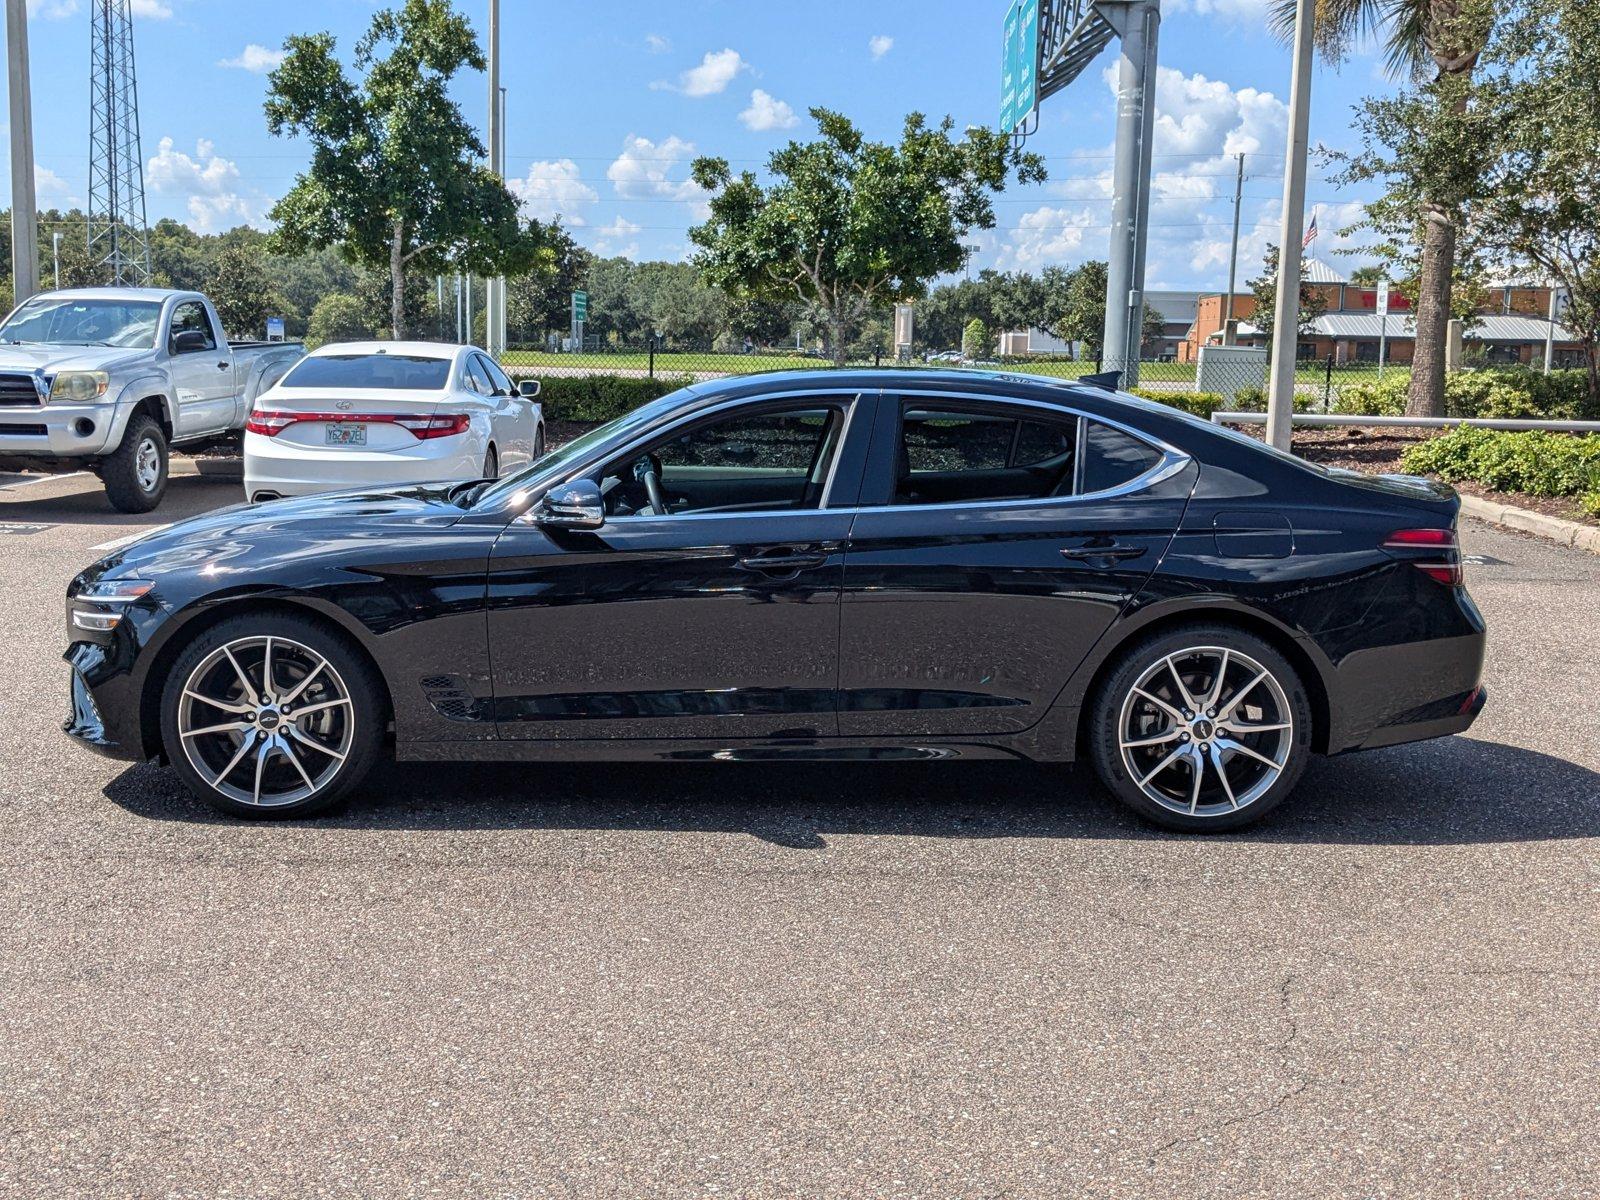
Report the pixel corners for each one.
[571,290,588,321]
[999,0,1039,134]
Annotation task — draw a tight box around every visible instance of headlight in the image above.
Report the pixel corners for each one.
[50,371,110,403]
[70,578,154,632]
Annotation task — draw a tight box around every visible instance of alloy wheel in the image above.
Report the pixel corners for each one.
[1116,645,1293,818]
[176,634,355,808]
[135,437,161,492]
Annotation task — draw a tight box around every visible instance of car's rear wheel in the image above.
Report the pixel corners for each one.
[1088,625,1312,832]
[159,613,386,818]
[482,445,499,480]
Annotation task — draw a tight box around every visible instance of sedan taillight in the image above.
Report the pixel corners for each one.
[245,410,472,440]
[1383,527,1462,586]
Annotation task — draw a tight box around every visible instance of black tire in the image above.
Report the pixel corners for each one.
[532,425,545,462]
[1087,624,1313,832]
[103,414,168,513]
[482,445,499,480]
[159,612,387,819]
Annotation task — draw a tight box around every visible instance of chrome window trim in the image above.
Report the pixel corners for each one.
[516,389,869,525]
[515,386,1188,526]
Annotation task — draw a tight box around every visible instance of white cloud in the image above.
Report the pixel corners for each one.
[129,0,173,17]
[27,0,80,19]
[509,158,599,226]
[1163,0,1274,18]
[739,89,798,132]
[34,164,73,197]
[592,217,641,259]
[869,35,894,60]
[652,48,747,97]
[219,44,286,73]
[146,136,266,232]
[997,206,1098,272]
[607,134,712,222]
[645,32,670,54]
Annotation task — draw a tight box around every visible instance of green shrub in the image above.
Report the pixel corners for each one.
[522,373,693,423]
[1401,427,1600,498]
[1333,373,1409,416]
[1334,368,1595,420]
[304,294,374,349]
[1131,389,1225,419]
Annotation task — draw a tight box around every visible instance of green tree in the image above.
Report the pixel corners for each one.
[962,317,991,359]
[264,0,546,338]
[1279,0,1499,415]
[689,108,1045,366]
[305,293,376,348]
[1479,0,1600,411]
[205,243,287,339]
[1249,245,1330,350]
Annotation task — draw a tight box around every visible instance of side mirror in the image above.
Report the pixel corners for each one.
[535,478,604,529]
[171,329,209,354]
[517,379,541,399]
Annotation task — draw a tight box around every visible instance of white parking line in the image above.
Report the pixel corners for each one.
[0,471,87,491]
[90,524,170,552]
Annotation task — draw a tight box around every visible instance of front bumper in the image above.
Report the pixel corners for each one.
[62,640,148,762]
[0,400,125,461]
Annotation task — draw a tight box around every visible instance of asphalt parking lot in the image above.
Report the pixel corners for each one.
[1,466,1596,1199]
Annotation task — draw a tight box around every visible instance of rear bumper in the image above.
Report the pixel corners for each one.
[244,431,482,501]
[1351,682,1487,752]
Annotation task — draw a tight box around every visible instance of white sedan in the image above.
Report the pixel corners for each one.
[243,341,544,502]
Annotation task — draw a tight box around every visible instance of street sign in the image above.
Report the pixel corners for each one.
[1000,0,1040,133]
[571,290,588,321]
[266,316,285,341]
[1375,282,1389,317]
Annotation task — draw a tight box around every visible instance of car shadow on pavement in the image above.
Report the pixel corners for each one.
[103,734,1600,848]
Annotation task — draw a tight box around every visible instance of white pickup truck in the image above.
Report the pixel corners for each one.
[0,287,305,511]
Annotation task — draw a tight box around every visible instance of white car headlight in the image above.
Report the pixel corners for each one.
[50,371,111,403]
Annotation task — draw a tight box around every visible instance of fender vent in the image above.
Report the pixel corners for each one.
[421,675,489,723]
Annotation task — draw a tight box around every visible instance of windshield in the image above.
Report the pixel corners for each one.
[0,296,162,348]
[281,353,453,390]
[473,386,699,509]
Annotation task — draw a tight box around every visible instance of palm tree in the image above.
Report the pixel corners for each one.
[1273,0,1497,416]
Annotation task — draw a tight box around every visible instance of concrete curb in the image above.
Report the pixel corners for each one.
[1458,492,1600,555]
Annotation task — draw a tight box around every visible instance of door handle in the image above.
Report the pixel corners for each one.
[216,362,231,370]
[737,547,830,573]
[1060,542,1146,563]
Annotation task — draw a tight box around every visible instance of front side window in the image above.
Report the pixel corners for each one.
[464,356,497,395]
[601,402,846,518]
[894,405,1079,506]
[0,297,162,348]
[170,302,217,351]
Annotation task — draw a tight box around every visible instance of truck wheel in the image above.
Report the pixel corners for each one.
[103,414,168,513]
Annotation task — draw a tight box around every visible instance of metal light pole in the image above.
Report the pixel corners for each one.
[483,0,506,356]
[1222,152,1244,346]
[1265,0,1316,453]
[52,231,62,288]
[1098,0,1160,387]
[7,0,40,305]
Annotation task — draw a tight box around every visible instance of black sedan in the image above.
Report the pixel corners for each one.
[63,370,1487,831]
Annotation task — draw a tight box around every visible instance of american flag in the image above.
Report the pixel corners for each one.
[1301,209,1319,250]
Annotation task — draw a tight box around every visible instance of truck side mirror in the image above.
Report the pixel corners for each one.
[171,329,209,355]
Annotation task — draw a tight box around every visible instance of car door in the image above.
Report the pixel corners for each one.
[837,392,1196,738]
[167,300,234,437]
[474,353,532,468]
[486,391,876,742]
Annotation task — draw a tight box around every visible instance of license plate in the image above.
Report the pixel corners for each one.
[325,424,366,446]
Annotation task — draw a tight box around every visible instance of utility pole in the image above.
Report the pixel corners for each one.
[1098,0,1160,388]
[1266,0,1315,453]
[52,231,62,288]
[1221,152,1244,346]
[7,0,40,306]
[483,0,505,355]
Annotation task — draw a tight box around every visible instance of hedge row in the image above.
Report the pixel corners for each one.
[1400,427,1600,517]
[1335,368,1599,421]
[530,374,694,423]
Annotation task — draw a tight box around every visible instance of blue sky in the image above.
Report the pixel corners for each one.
[4,0,1398,290]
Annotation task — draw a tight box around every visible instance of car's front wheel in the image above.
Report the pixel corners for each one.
[1088,625,1312,832]
[159,613,386,818]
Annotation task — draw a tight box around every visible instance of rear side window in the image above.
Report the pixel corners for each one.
[895,406,1079,506]
[281,354,453,390]
[1080,420,1164,494]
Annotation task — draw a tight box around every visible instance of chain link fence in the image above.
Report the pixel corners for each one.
[497,341,1397,411]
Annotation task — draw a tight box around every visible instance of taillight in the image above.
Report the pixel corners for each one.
[1383,527,1462,586]
[244,410,471,440]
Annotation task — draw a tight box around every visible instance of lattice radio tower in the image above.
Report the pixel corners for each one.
[87,0,153,285]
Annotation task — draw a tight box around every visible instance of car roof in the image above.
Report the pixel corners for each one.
[25,287,194,303]
[682,368,1112,409]
[307,340,469,359]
